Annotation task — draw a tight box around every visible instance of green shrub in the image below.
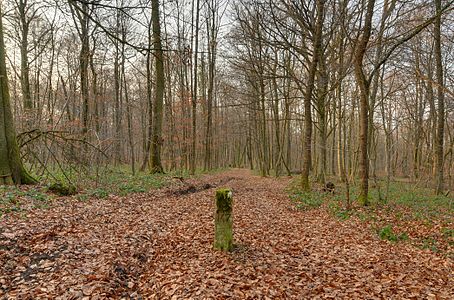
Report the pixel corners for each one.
[378,225,408,242]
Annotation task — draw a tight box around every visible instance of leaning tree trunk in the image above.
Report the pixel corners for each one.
[0,7,35,185]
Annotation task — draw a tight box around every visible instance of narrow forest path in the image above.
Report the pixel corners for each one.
[1,169,452,299]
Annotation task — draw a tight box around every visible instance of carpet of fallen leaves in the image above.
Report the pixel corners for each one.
[1,169,453,299]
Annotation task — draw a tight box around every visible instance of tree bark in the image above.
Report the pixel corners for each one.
[190,0,200,175]
[205,3,217,171]
[0,7,35,185]
[301,0,324,191]
[18,0,33,113]
[434,0,445,194]
[150,0,165,173]
[140,16,154,172]
[353,0,375,205]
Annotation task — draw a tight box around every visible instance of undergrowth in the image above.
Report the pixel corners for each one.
[0,186,51,217]
[288,176,453,256]
[1,166,227,218]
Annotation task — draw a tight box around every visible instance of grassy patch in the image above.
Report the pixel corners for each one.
[0,186,51,215]
[290,191,324,210]
[329,202,353,221]
[86,188,110,199]
[94,169,173,196]
[287,178,328,210]
[0,186,22,216]
[328,179,453,222]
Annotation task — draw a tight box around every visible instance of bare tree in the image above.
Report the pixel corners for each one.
[150,0,164,173]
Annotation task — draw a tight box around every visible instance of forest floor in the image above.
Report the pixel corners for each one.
[0,169,452,299]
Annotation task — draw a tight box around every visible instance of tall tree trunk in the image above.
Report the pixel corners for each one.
[272,53,281,176]
[190,0,200,175]
[316,58,328,184]
[434,0,445,194]
[89,38,100,134]
[353,0,375,205]
[140,17,153,172]
[114,16,122,164]
[150,0,165,173]
[259,76,269,176]
[205,4,216,171]
[301,0,324,191]
[18,0,33,114]
[0,7,35,185]
[121,34,135,175]
[77,3,90,137]
[426,63,437,175]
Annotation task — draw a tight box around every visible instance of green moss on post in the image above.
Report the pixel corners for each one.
[214,188,233,251]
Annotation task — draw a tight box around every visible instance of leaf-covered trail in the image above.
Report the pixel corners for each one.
[1,169,452,298]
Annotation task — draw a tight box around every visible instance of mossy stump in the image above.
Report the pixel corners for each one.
[48,182,77,196]
[214,188,233,251]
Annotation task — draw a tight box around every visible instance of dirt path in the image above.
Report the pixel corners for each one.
[1,169,452,298]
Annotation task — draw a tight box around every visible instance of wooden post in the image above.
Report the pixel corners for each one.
[214,189,233,251]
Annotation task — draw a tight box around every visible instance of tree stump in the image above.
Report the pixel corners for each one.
[214,188,233,251]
